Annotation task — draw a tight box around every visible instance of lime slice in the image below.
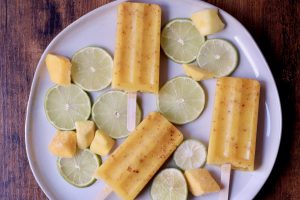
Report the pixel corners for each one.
[92,91,142,139]
[71,47,113,91]
[44,84,91,130]
[157,76,205,124]
[57,149,101,188]
[196,39,238,77]
[161,18,205,63]
[151,168,187,200]
[174,139,207,170]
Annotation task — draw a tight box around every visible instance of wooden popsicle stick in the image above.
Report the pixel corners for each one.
[95,185,113,200]
[127,92,137,132]
[219,164,232,200]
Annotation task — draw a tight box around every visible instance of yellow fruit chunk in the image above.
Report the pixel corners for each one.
[90,130,115,156]
[48,131,77,158]
[184,168,220,196]
[75,120,96,149]
[191,9,225,36]
[182,63,215,81]
[45,53,71,86]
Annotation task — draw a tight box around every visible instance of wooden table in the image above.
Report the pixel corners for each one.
[0,0,299,199]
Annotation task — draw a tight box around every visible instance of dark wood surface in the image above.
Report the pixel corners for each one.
[0,0,299,199]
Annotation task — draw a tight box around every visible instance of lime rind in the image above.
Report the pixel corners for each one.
[57,149,101,188]
[196,39,239,77]
[174,139,207,170]
[71,46,113,91]
[151,168,188,200]
[161,18,205,64]
[92,90,142,139]
[157,76,205,125]
[44,84,91,130]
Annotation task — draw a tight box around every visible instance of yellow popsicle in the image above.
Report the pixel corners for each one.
[207,77,260,170]
[95,112,183,200]
[112,2,161,93]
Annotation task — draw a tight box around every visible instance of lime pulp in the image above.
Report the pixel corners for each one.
[161,19,205,63]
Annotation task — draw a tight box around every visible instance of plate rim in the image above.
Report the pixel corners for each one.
[217,5,282,199]
[25,0,128,199]
[25,0,282,199]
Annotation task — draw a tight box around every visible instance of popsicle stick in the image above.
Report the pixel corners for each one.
[96,185,113,200]
[219,164,231,200]
[127,92,137,132]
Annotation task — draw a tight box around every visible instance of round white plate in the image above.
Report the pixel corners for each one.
[25,0,282,199]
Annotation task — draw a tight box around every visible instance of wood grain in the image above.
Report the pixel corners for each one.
[0,0,299,199]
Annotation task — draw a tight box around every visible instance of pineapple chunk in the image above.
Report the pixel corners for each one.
[75,120,96,149]
[182,63,215,81]
[191,9,225,36]
[184,168,220,196]
[48,131,77,158]
[45,53,71,86]
[90,130,115,156]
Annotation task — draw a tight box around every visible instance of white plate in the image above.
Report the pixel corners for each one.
[25,0,282,199]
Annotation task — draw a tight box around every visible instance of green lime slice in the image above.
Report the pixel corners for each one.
[92,91,142,139]
[71,47,113,91]
[161,18,205,64]
[57,149,101,188]
[44,84,91,130]
[174,139,207,170]
[157,76,205,124]
[151,168,187,200]
[196,39,238,77]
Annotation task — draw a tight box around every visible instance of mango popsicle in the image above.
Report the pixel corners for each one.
[207,77,260,170]
[112,2,161,93]
[95,112,183,200]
